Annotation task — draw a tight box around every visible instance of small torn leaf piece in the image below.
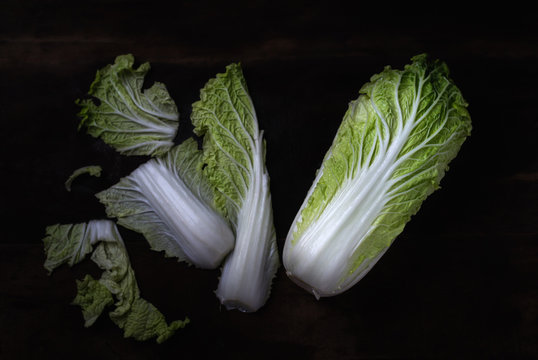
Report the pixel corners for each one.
[64,165,102,192]
[77,54,179,156]
[43,219,189,343]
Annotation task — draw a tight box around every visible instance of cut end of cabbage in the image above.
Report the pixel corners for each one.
[286,270,321,300]
[217,298,258,313]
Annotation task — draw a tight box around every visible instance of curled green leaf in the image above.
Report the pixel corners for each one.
[77,54,179,156]
[43,220,188,343]
[64,165,102,192]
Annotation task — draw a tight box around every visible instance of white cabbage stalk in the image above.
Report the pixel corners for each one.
[284,54,472,298]
[192,64,279,312]
[97,138,235,269]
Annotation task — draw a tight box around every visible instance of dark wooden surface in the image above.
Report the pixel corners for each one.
[1,2,536,359]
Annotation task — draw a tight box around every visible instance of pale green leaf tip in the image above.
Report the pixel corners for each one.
[156,317,190,344]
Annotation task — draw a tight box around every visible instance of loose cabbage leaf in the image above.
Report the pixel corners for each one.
[192,63,279,312]
[77,54,179,156]
[96,138,235,269]
[64,165,102,192]
[43,220,188,343]
[283,54,472,298]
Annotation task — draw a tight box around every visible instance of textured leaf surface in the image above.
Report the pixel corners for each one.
[77,54,179,156]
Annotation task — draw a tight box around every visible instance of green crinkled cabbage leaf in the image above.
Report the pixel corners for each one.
[191,63,279,312]
[43,220,188,343]
[192,64,259,222]
[77,54,179,156]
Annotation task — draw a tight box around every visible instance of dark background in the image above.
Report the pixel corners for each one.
[1,1,536,359]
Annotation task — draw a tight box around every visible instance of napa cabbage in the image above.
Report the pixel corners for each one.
[283,54,472,298]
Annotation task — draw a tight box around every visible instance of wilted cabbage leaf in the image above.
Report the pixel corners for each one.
[43,220,189,343]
